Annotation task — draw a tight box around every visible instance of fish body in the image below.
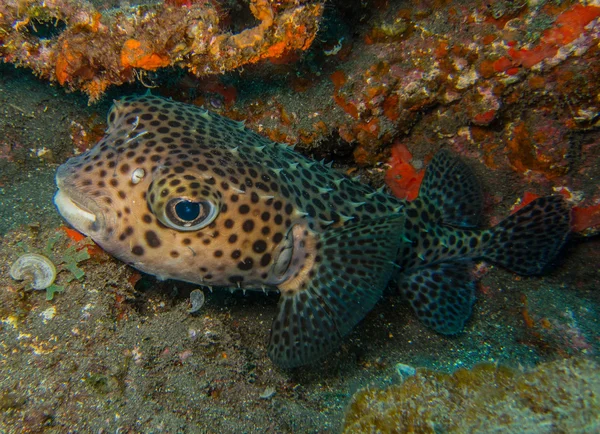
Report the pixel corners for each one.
[55,95,571,368]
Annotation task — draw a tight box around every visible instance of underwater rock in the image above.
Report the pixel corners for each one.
[343,358,600,433]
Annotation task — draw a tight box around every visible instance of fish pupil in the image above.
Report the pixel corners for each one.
[175,200,201,221]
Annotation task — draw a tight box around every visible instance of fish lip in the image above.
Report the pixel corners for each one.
[54,167,106,236]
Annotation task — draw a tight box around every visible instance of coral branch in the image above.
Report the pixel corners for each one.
[0,0,323,101]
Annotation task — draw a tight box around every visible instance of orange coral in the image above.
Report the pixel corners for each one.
[510,192,541,213]
[60,226,105,258]
[330,70,347,90]
[121,39,170,70]
[505,121,568,179]
[55,41,81,85]
[331,70,361,119]
[571,203,600,233]
[384,143,425,201]
[506,4,600,69]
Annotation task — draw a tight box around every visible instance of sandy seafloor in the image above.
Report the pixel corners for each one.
[1,33,599,434]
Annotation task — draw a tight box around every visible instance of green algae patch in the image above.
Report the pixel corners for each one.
[343,358,600,433]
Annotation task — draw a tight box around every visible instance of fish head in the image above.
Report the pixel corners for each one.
[54,95,312,288]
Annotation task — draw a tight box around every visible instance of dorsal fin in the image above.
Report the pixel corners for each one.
[419,150,483,228]
[268,214,405,368]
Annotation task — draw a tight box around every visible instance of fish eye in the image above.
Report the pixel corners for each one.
[175,200,200,221]
[164,198,217,231]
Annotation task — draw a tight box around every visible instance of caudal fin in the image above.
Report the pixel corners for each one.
[483,196,571,275]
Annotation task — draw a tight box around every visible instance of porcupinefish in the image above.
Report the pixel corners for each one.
[54,94,571,368]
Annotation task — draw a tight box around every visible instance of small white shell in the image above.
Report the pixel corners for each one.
[187,289,205,313]
[131,168,146,184]
[395,363,416,379]
[259,386,276,399]
[10,253,57,290]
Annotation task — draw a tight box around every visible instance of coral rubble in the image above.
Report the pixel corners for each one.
[343,358,600,433]
[0,0,323,101]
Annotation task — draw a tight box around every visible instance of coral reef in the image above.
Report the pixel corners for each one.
[0,0,323,101]
[343,358,600,433]
[383,142,424,201]
[209,0,600,234]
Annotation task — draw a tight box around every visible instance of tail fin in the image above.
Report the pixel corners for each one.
[483,196,571,275]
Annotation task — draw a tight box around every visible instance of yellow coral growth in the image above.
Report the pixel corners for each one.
[343,358,600,433]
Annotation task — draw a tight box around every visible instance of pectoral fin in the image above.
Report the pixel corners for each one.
[268,214,405,368]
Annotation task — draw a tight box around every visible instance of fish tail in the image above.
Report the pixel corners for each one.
[398,151,571,336]
[482,196,571,275]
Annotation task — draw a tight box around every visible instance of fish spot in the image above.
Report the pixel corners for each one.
[237,258,254,271]
[252,240,267,253]
[145,230,161,248]
[260,253,272,267]
[242,220,255,233]
[118,226,134,241]
[132,245,145,256]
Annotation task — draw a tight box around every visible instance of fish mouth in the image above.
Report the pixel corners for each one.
[54,167,106,236]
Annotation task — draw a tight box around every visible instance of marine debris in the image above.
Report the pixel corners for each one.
[0,0,323,101]
[343,358,600,433]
